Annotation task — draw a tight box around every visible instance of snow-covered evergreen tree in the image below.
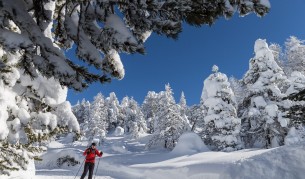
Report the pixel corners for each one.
[123,98,147,139]
[240,39,288,148]
[187,104,205,132]
[285,36,305,75]
[201,66,241,151]
[0,48,79,175]
[118,96,129,131]
[146,84,189,150]
[178,91,190,131]
[229,77,246,107]
[82,93,108,142]
[281,71,305,142]
[179,92,187,114]
[269,43,285,70]
[72,99,91,124]
[142,91,159,134]
[106,92,120,131]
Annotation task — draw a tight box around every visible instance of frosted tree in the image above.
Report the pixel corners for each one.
[82,93,108,142]
[187,104,205,132]
[72,99,91,124]
[72,101,81,119]
[178,91,190,131]
[279,37,305,144]
[142,91,160,133]
[123,98,147,139]
[285,36,305,75]
[269,43,285,70]
[179,92,187,114]
[118,96,129,130]
[283,86,305,145]
[281,71,305,143]
[0,48,79,175]
[240,39,288,148]
[201,66,241,151]
[229,77,247,107]
[106,92,120,131]
[146,84,189,150]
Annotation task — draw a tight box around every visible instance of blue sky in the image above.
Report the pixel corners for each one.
[67,0,305,106]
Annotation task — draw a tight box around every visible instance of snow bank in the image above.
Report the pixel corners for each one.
[225,145,305,179]
[133,145,305,179]
[114,126,124,136]
[171,132,209,156]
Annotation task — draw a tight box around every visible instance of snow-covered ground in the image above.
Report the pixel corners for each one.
[4,133,305,179]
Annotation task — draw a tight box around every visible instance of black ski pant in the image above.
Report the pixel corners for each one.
[80,162,95,179]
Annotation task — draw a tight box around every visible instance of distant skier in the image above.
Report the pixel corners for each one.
[80,142,103,179]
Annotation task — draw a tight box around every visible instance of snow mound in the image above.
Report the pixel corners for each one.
[171,132,209,156]
[48,140,65,149]
[114,126,124,136]
[225,145,305,179]
[36,148,83,169]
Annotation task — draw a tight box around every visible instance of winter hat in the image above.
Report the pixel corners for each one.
[91,142,96,146]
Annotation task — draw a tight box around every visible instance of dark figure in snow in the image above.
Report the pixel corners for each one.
[80,143,103,179]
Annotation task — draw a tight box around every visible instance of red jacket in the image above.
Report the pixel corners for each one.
[83,148,102,163]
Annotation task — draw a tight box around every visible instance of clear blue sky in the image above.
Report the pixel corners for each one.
[67,0,305,106]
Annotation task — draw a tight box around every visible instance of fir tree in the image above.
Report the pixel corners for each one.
[285,36,305,75]
[187,104,205,132]
[0,48,79,175]
[229,77,246,107]
[72,99,91,124]
[142,91,160,134]
[201,66,241,151]
[82,93,108,142]
[146,84,189,150]
[119,96,129,131]
[179,92,187,115]
[106,92,120,131]
[281,71,305,144]
[123,98,147,139]
[240,39,288,148]
[269,43,285,70]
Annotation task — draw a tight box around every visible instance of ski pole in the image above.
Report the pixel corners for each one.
[93,157,101,179]
[74,158,85,179]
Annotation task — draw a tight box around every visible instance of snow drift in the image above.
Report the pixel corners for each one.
[171,132,209,156]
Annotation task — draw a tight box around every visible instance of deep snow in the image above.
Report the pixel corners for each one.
[3,133,305,179]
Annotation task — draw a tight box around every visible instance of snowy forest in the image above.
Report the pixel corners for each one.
[73,36,305,151]
[2,0,305,178]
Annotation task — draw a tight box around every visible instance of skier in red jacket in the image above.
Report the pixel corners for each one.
[80,143,103,179]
